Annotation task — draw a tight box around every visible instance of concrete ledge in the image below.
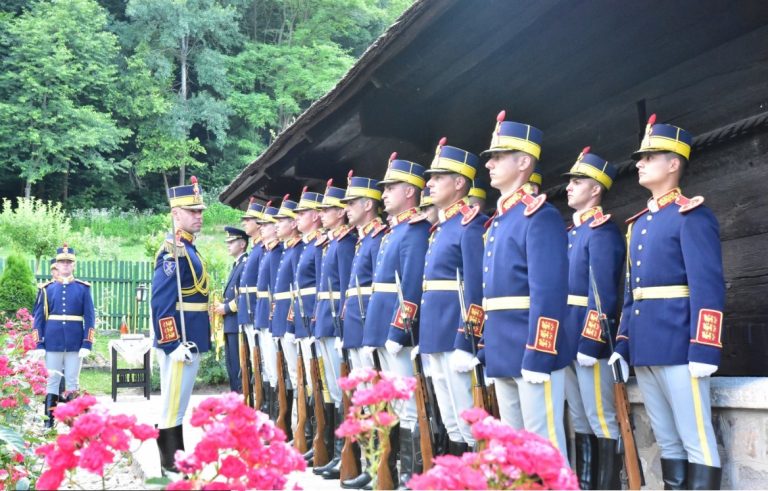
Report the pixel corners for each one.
[627,376,768,410]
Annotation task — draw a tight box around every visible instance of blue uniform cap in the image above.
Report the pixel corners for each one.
[632,114,693,160]
[55,244,76,262]
[481,110,543,159]
[275,196,299,219]
[468,178,487,200]
[224,226,248,243]
[320,179,347,208]
[563,146,618,190]
[168,176,206,210]
[295,188,325,212]
[419,186,434,209]
[257,204,280,224]
[529,164,543,186]
[241,199,265,220]
[425,137,480,181]
[377,152,426,189]
[341,172,382,202]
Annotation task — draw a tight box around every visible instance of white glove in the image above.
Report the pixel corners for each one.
[410,345,420,361]
[283,332,296,344]
[607,352,630,382]
[361,346,376,366]
[334,337,343,355]
[28,349,45,360]
[169,344,192,363]
[520,369,550,384]
[689,361,718,378]
[385,340,403,355]
[308,336,316,345]
[78,348,91,359]
[577,352,598,367]
[449,349,479,373]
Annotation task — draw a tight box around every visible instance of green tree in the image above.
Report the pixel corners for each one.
[0,0,130,198]
[0,197,71,272]
[0,254,38,313]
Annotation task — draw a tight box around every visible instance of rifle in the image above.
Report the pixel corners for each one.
[589,267,643,490]
[456,269,489,413]
[394,271,434,472]
[296,280,329,467]
[251,334,264,411]
[328,279,360,480]
[288,284,308,452]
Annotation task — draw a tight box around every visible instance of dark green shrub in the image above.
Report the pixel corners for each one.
[198,351,228,386]
[0,254,38,312]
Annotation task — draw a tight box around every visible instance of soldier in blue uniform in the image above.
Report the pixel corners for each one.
[271,197,304,441]
[238,199,266,406]
[562,148,625,489]
[313,180,358,479]
[418,137,487,457]
[418,185,438,225]
[362,154,430,487]
[478,111,570,457]
[151,177,211,474]
[32,244,96,427]
[611,114,724,490]
[529,165,543,195]
[253,204,283,420]
[338,173,387,489]
[213,227,249,393]
[467,178,487,211]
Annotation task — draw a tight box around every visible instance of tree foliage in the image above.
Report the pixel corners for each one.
[0,254,38,312]
[0,197,72,271]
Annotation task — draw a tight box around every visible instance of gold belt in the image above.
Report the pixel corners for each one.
[317,291,341,300]
[273,292,292,301]
[373,282,397,293]
[422,280,459,291]
[567,295,589,307]
[256,291,270,299]
[633,285,690,300]
[482,296,531,311]
[346,287,373,297]
[47,315,84,322]
[240,287,259,293]
[175,302,209,312]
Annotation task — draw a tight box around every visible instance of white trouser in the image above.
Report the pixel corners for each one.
[280,337,299,391]
[376,346,417,429]
[317,337,342,407]
[45,351,83,393]
[425,352,475,444]
[156,348,201,429]
[259,329,278,388]
[565,363,593,434]
[574,360,619,439]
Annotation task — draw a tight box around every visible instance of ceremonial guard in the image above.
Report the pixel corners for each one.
[562,149,625,489]
[612,115,724,489]
[419,138,487,455]
[362,154,430,487]
[271,197,304,441]
[151,177,211,474]
[313,180,357,479]
[467,178,487,211]
[49,258,60,282]
[479,111,570,456]
[339,173,387,489]
[418,186,438,224]
[254,204,283,419]
[214,227,249,393]
[292,188,330,467]
[237,199,266,402]
[32,244,96,427]
[529,165,543,195]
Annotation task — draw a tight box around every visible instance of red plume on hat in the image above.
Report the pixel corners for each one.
[191,175,199,195]
[265,200,273,208]
[326,178,334,192]
[495,110,506,133]
[347,169,354,184]
[435,136,447,156]
[283,194,290,201]
[578,146,591,161]
[389,151,398,164]
[647,113,657,126]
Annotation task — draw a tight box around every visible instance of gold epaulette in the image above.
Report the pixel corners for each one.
[164,237,187,257]
[75,279,91,287]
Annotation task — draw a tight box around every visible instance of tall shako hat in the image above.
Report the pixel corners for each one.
[341,170,382,202]
[275,194,298,219]
[257,200,279,224]
[55,243,76,262]
[563,146,618,190]
[241,196,265,220]
[168,176,207,210]
[320,178,347,208]
[481,110,543,159]
[419,186,434,209]
[632,113,693,161]
[424,137,479,181]
[377,152,426,189]
[529,164,543,186]
[468,178,487,200]
[295,186,324,212]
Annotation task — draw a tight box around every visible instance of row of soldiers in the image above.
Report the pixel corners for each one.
[153,111,725,490]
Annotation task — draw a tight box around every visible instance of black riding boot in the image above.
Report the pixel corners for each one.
[283,388,294,442]
[398,426,414,489]
[661,458,688,490]
[44,393,59,428]
[314,403,338,474]
[688,462,721,490]
[447,440,468,456]
[303,396,316,465]
[321,405,347,479]
[575,432,599,490]
[157,425,185,475]
[596,438,621,490]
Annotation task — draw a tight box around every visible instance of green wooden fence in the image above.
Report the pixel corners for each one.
[0,258,154,332]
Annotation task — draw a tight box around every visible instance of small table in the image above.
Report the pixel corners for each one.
[109,336,153,401]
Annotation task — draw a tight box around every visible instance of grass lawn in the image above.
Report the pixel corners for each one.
[80,330,124,395]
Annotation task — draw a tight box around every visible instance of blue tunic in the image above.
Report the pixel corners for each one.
[314,226,357,338]
[254,240,283,330]
[150,233,211,354]
[237,239,263,326]
[33,278,96,352]
[479,188,570,378]
[419,199,487,355]
[291,230,324,338]
[271,237,304,337]
[222,252,247,334]
[564,207,625,360]
[362,209,430,347]
[342,218,387,349]
[614,189,725,367]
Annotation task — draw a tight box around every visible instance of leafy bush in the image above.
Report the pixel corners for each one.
[0,254,38,312]
[197,352,228,386]
[0,197,71,272]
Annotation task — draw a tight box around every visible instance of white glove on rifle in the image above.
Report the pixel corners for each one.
[385,340,403,355]
[521,369,550,384]
[689,361,718,378]
[78,348,91,359]
[607,352,630,382]
[577,352,598,367]
[283,332,296,344]
[449,349,479,373]
[361,345,376,366]
[169,344,192,363]
[410,345,419,361]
